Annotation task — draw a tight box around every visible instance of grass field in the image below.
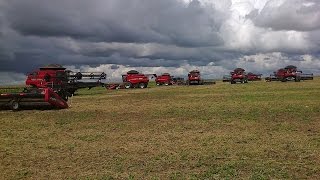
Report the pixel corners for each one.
[1,79,320,179]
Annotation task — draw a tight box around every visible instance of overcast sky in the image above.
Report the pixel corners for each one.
[0,0,319,84]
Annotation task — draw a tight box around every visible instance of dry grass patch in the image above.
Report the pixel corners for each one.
[1,79,320,179]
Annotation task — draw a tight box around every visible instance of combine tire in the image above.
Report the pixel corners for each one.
[230,80,235,84]
[124,82,132,89]
[139,83,147,89]
[295,77,301,82]
[156,82,161,86]
[10,100,20,111]
[164,81,169,86]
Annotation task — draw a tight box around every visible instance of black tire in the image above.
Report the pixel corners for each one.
[156,82,161,86]
[230,80,235,84]
[164,81,169,86]
[10,100,20,111]
[139,83,147,89]
[295,77,301,82]
[124,82,132,89]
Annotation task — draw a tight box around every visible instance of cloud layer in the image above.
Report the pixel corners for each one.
[0,0,319,84]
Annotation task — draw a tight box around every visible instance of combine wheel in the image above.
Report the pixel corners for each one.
[139,83,147,89]
[124,82,132,89]
[230,80,235,84]
[10,100,20,111]
[156,82,161,86]
[295,77,301,82]
[164,81,170,86]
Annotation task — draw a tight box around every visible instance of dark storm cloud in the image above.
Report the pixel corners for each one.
[4,0,225,47]
[0,0,320,85]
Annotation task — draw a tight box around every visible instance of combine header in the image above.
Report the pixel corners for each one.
[265,65,313,82]
[230,68,248,84]
[0,87,68,111]
[172,77,185,85]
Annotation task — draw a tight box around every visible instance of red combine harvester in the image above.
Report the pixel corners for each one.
[26,64,106,99]
[247,72,262,81]
[265,65,313,82]
[230,68,248,84]
[121,70,151,89]
[186,70,215,85]
[0,87,68,111]
[155,73,173,86]
[186,70,203,85]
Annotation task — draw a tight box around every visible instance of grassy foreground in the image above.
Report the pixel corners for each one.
[1,79,320,179]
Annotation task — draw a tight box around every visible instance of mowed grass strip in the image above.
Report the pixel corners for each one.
[1,79,320,179]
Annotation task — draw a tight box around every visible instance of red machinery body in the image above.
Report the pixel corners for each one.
[276,66,299,82]
[0,87,68,111]
[187,70,203,85]
[122,70,149,88]
[247,72,262,81]
[25,64,106,99]
[266,65,313,82]
[230,68,248,84]
[155,73,173,86]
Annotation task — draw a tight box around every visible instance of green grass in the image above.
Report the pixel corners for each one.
[1,79,320,179]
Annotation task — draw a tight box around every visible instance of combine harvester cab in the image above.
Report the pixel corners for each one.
[230,68,248,84]
[122,70,150,89]
[0,87,68,111]
[155,73,173,86]
[26,64,106,99]
[266,65,313,82]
